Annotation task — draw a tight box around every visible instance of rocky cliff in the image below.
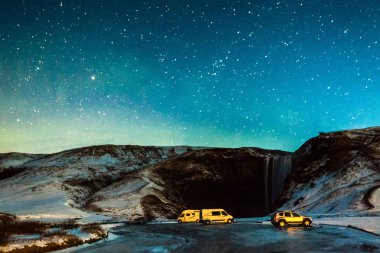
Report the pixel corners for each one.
[278,127,380,214]
[87,148,290,219]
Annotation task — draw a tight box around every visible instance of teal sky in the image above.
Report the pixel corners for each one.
[1,0,380,153]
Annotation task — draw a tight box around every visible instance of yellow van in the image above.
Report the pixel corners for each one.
[201,209,234,225]
[177,210,200,223]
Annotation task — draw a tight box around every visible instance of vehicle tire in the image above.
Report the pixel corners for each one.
[203,220,210,225]
[196,219,200,223]
[278,220,287,228]
[302,219,311,227]
[227,219,232,224]
[178,220,182,224]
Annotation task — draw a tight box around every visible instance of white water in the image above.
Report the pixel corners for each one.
[264,157,270,213]
[264,155,292,213]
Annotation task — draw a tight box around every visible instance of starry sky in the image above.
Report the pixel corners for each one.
[1,0,380,154]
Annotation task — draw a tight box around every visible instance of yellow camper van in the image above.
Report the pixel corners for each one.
[177,210,200,223]
[201,209,234,225]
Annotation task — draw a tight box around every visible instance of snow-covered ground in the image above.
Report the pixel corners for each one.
[0,230,93,253]
[0,221,124,253]
[314,215,380,235]
[54,223,124,253]
[370,187,380,212]
[280,159,380,214]
[236,215,380,236]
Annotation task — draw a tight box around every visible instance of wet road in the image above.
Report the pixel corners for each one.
[68,222,380,253]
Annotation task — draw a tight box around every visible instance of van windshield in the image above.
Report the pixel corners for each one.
[221,211,228,216]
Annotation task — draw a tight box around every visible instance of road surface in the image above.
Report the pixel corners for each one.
[65,221,380,253]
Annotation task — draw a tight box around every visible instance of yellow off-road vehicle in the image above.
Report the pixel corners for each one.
[177,210,200,223]
[201,209,234,225]
[271,210,312,228]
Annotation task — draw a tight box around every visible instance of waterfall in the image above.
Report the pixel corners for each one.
[263,157,270,213]
[264,154,292,212]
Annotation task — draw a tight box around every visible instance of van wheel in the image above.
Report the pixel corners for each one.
[196,219,200,223]
[178,220,182,224]
[203,220,210,225]
[303,219,311,227]
[278,220,287,228]
[227,219,232,224]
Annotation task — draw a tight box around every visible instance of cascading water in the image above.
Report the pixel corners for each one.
[263,154,292,213]
[264,157,270,213]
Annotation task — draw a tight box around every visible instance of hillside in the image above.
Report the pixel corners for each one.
[278,127,380,214]
[0,145,198,221]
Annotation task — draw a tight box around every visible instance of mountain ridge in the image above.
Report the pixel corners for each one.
[0,126,379,221]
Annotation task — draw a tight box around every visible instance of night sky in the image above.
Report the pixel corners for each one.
[1,0,380,153]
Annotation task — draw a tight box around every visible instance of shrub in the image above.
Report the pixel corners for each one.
[42,229,67,238]
[3,235,83,253]
[81,223,107,238]
[63,235,83,247]
[60,219,79,230]
[0,221,46,234]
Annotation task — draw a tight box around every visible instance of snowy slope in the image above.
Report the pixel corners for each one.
[0,145,196,220]
[0,153,43,168]
[369,187,380,212]
[88,168,181,220]
[279,127,380,214]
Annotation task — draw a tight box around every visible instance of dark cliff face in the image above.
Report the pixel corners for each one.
[150,148,272,217]
[278,127,380,213]
[126,148,291,218]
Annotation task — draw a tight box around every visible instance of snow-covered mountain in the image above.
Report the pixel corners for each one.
[0,145,199,221]
[0,144,289,221]
[0,127,379,221]
[279,127,380,214]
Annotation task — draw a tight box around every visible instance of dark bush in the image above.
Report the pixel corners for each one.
[81,223,107,238]
[42,229,67,238]
[0,221,46,235]
[60,219,79,230]
[0,168,25,180]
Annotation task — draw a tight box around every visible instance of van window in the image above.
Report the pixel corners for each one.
[279,212,283,216]
[285,212,291,217]
[186,213,190,216]
[221,211,228,216]
[180,214,184,217]
[211,211,220,216]
[292,213,300,217]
